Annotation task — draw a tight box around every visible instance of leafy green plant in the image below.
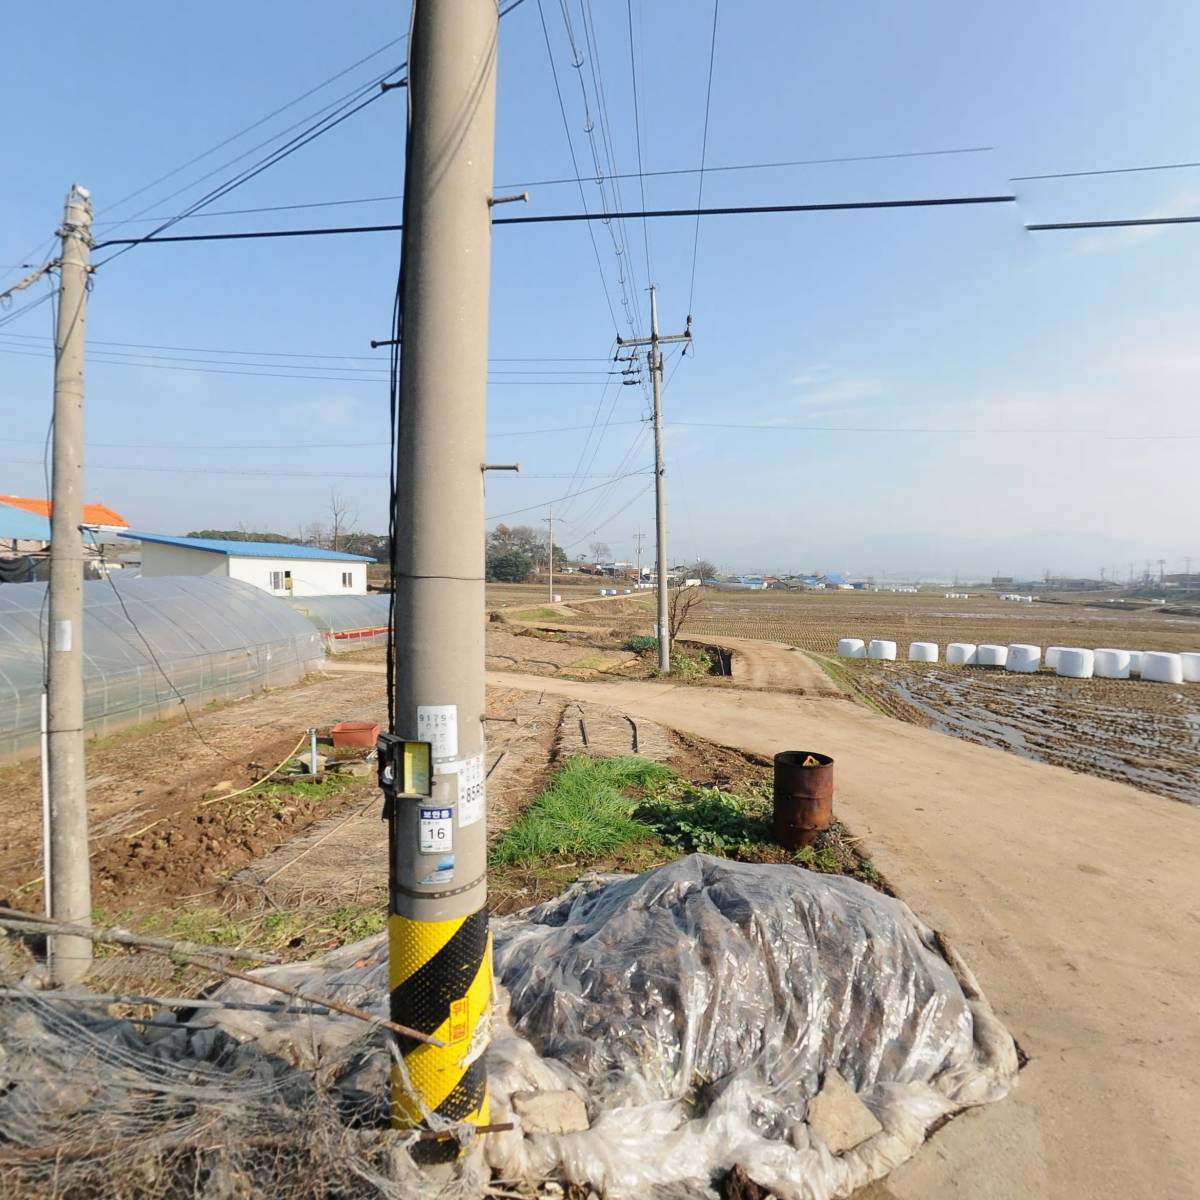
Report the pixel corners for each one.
[329,906,386,941]
[624,634,659,653]
[666,647,712,679]
[634,783,773,856]
[491,756,675,865]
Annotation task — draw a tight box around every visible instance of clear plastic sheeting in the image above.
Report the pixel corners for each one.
[0,859,1016,1199]
[199,856,1016,1200]
[286,593,392,652]
[0,577,323,760]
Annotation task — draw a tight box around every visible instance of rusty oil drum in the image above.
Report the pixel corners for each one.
[773,750,834,850]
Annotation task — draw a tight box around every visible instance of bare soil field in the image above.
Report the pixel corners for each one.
[536,588,1200,803]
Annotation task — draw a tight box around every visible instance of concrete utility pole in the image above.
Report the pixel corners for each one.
[47,184,93,985]
[617,286,690,671]
[544,505,554,601]
[384,0,497,1142]
[633,530,645,582]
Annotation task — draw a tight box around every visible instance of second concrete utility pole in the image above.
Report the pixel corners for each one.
[617,286,690,672]
[47,184,93,985]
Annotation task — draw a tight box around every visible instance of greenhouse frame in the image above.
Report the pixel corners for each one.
[0,577,324,761]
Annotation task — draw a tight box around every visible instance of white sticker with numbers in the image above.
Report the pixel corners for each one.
[456,753,485,828]
[417,704,458,764]
[418,807,454,854]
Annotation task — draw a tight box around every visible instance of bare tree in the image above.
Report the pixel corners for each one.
[302,521,328,548]
[689,559,716,582]
[668,585,704,642]
[589,541,611,563]
[328,489,357,552]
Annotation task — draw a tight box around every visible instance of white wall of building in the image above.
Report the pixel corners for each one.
[136,543,368,596]
[139,543,229,578]
[227,556,367,597]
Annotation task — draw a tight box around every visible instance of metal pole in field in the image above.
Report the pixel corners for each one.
[617,285,690,672]
[47,184,93,985]
[386,0,497,1143]
[544,504,554,602]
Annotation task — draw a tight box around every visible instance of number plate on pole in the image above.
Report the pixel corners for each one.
[418,807,454,854]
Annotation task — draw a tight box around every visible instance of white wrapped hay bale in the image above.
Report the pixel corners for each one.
[1045,646,1068,670]
[1093,648,1132,679]
[1128,651,1144,676]
[837,638,866,659]
[1142,652,1184,684]
[977,644,1008,667]
[908,641,939,663]
[946,642,977,666]
[1181,653,1200,683]
[1006,644,1041,673]
[867,639,897,661]
[1056,648,1094,678]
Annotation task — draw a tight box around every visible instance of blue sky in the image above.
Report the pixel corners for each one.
[2,1,1198,579]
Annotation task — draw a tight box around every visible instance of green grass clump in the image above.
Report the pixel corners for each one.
[514,606,566,622]
[634,783,774,856]
[624,634,659,653]
[491,756,676,865]
[666,647,712,678]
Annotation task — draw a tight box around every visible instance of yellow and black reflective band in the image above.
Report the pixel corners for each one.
[389,905,491,1129]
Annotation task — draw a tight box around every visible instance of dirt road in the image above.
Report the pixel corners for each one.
[485,667,1200,1200]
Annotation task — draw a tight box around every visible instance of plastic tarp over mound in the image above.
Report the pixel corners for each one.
[485,855,1016,1198]
[0,857,1015,1199]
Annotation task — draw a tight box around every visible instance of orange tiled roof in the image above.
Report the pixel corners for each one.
[0,495,129,528]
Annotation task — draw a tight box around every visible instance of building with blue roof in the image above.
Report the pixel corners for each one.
[120,532,375,597]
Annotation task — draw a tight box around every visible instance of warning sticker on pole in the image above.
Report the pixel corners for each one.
[418,806,454,854]
[417,705,458,764]
[456,753,485,828]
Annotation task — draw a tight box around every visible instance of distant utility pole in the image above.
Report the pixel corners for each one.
[1158,558,1166,586]
[47,184,93,985]
[617,286,691,671]
[385,0,496,1142]
[543,505,554,601]
[633,530,645,582]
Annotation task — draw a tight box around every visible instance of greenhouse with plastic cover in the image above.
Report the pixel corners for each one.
[0,576,324,761]
[285,593,392,652]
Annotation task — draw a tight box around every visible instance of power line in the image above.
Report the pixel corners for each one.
[0,345,617,384]
[0,331,612,362]
[666,420,1200,440]
[86,145,997,226]
[1013,159,1200,182]
[1025,214,1200,232]
[486,470,652,521]
[92,193,1019,248]
[688,0,720,315]
[102,35,411,218]
[625,0,653,286]
[0,420,646,452]
[536,0,623,335]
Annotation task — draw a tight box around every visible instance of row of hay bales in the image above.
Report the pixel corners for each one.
[837,638,1200,683]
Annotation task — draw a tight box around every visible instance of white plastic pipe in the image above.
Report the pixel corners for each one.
[946,642,977,666]
[1093,648,1132,679]
[1045,646,1067,670]
[977,644,1008,667]
[1056,648,1094,678]
[837,638,866,659]
[1142,651,1184,684]
[908,641,939,662]
[1006,644,1041,673]
[1182,653,1200,683]
[867,639,897,661]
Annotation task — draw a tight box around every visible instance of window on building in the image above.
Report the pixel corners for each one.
[270,571,284,591]
[342,571,353,588]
